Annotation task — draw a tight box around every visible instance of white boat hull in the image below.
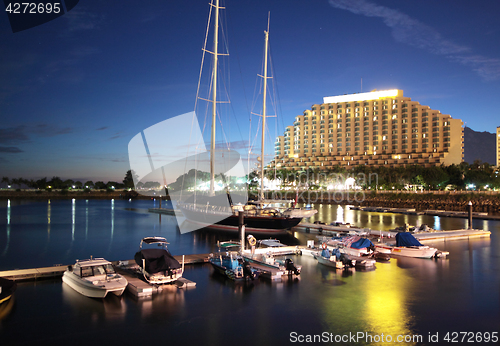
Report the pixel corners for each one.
[375,244,437,258]
[62,271,128,298]
[316,254,344,269]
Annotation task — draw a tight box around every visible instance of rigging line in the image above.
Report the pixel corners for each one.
[182,0,213,198]
[268,41,286,136]
[225,2,252,151]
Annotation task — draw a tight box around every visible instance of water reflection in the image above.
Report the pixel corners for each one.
[136,285,186,319]
[308,204,470,231]
[72,199,75,241]
[2,200,10,256]
[62,282,127,321]
[363,264,416,345]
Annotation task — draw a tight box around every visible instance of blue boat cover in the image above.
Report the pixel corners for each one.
[395,232,423,247]
[350,237,374,249]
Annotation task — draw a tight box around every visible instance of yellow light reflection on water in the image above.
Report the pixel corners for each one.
[321,263,417,345]
[363,264,416,345]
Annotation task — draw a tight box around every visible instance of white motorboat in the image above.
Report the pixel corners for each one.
[62,258,128,298]
[374,232,438,259]
[134,237,184,284]
[314,247,353,269]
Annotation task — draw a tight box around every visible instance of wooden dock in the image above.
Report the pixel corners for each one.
[0,253,209,282]
[294,222,491,243]
[349,206,500,220]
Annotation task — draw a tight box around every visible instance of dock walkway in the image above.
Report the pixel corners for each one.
[0,253,209,282]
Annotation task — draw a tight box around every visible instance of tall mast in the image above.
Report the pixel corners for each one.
[210,0,220,196]
[260,14,270,201]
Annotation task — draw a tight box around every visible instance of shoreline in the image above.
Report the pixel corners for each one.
[0,190,159,200]
[2,189,499,214]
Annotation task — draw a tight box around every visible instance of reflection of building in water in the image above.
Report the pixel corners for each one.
[2,199,11,256]
[362,264,415,343]
[321,263,416,341]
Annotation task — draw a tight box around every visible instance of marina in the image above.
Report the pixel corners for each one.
[0,198,498,346]
[349,205,500,220]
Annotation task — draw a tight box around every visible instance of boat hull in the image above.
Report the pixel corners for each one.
[316,254,344,269]
[62,271,127,298]
[179,205,301,234]
[209,257,258,281]
[185,219,290,235]
[375,244,437,258]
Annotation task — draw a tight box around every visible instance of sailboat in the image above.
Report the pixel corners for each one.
[177,1,313,234]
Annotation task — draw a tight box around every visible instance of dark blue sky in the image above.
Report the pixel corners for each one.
[1,0,499,182]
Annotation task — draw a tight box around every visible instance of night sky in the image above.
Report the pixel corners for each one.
[1,0,499,182]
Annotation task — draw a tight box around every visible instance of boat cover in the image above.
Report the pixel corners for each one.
[396,232,424,247]
[344,236,374,249]
[134,248,181,274]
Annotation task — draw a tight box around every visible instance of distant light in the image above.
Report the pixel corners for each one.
[323,89,399,104]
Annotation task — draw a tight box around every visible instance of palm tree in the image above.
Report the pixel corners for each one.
[1,177,9,187]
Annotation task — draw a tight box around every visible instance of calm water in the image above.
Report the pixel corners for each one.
[0,199,498,346]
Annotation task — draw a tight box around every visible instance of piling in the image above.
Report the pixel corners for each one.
[468,201,473,230]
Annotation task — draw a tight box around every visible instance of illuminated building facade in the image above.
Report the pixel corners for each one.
[273,89,463,170]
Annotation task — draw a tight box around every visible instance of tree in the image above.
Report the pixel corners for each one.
[123,170,137,189]
[94,181,106,189]
[1,177,9,187]
[84,181,94,189]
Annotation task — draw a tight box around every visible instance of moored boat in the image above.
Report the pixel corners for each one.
[209,242,258,281]
[314,247,354,269]
[62,258,128,298]
[375,232,439,259]
[0,277,16,305]
[134,237,184,284]
[176,2,316,234]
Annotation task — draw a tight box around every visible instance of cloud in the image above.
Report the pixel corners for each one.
[63,8,105,32]
[328,0,500,80]
[96,126,108,131]
[215,140,250,150]
[0,146,23,153]
[0,126,29,145]
[0,124,73,145]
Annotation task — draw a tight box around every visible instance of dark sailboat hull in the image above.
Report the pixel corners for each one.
[179,205,302,234]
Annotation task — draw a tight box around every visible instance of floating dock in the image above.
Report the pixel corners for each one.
[0,254,208,282]
[293,222,491,242]
[349,206,500,220]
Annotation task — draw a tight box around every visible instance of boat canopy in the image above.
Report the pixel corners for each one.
[134,249,181,274]
[343,235,374,249]
[141,237,169,245]
[395,232,424,247]
[350,237,374,249]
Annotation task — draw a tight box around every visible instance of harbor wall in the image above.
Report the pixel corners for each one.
[251,190,500,214]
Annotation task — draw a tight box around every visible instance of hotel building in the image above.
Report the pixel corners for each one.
[274,89,463,170]
[497,126,500,167]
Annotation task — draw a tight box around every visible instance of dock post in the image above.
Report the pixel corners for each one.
[468,201,473,230]
[239,212,245,253]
